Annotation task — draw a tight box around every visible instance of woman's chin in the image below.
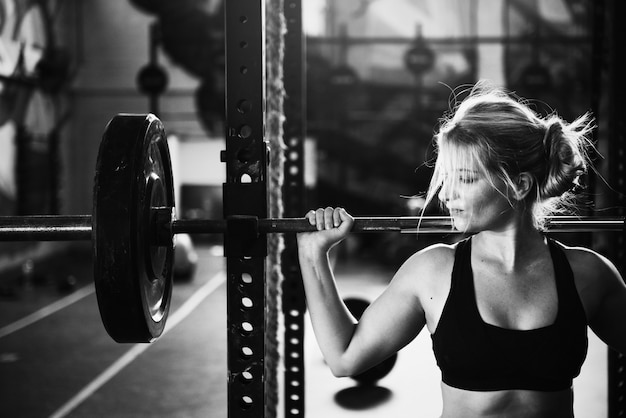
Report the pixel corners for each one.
[451,217,478,234]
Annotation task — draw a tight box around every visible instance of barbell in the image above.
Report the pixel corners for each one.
[3,214,622,240]
[0,113,624,343]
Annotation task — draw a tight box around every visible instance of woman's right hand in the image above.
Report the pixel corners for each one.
[296,207,354,253]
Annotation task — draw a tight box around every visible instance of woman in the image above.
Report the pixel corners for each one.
[296,82,626,417]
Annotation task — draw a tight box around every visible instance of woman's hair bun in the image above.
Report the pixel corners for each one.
[539,117,587,199]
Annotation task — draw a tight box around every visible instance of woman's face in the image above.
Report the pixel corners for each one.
[437,164,516,233]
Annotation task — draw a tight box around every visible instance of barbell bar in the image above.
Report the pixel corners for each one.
[3,113,624,344]
[0,214,624,241]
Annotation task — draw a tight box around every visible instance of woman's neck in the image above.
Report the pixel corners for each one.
[472,217,547,273]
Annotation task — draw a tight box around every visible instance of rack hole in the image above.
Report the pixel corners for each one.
[237,147,253,163]
[241,297,253,309]
[241,273,253,284]
[238,124,252,138]
[240,396,253,409]
[240,321,253,334]
[237,99,252,114]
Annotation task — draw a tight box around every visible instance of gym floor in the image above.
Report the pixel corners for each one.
[0,243,607,418]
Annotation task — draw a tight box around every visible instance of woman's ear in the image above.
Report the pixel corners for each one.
[514,173,534,201]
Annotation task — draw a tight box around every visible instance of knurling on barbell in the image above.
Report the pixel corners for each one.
[0,113,623,343]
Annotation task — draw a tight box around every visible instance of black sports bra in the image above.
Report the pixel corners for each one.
[431,237,588,392]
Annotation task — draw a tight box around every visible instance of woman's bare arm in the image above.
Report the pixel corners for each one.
[567,245,626,354]
[297,207,430,376]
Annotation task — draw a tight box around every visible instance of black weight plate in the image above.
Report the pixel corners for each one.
[93,113,175,343]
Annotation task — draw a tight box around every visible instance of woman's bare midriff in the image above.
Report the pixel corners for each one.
[440,383,574,418]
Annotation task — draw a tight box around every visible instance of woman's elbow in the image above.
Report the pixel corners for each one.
[327,357,359,378]
[329,364,351,378]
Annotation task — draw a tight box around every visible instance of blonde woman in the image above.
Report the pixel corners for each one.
[297,82,625,417]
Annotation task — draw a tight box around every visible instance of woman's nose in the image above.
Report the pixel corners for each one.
[438,179,454,203]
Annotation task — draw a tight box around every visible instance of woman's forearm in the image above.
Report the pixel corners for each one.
[298,248,358,376]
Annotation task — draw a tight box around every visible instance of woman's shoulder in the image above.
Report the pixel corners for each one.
[391,241,462,320]
[393,240,460,290]
[551,239,622,293]
[553,240,626,338]
[552,239,617,273]
[404,241,459,269]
